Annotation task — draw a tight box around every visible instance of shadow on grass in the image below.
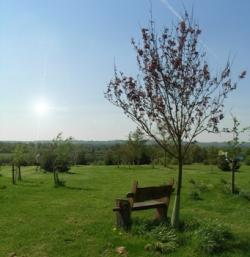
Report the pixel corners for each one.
[66,171,76,175]
[17,183,41,188]
[20,180,43,184]
[65,186,96,191]
[233,237,250,255]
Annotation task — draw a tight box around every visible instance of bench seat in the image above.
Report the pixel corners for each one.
[132,200,166,210]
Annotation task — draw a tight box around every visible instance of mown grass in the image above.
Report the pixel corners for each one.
[0,164,250,257]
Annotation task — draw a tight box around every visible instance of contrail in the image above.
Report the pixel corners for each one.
[159,0,220,63]
[159,0,181,20]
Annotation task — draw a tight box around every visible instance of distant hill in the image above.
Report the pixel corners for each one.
[0,140,250,148]
[197,142,250,148]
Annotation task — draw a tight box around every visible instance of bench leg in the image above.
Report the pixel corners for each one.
[115,199,131,230]
[155,207,167,221]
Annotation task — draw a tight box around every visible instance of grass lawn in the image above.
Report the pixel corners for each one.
[0,164,250,257]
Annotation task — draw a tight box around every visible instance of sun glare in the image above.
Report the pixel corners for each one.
[35,101,50,116]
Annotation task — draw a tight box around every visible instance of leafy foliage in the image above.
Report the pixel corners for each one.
[222,115,250,193]
[131,219,178,254]
[105,13,245,159]
[195,221,234,254]
[40,133,73,173]
[13,145,25,166]
[217,154,231,171]
[179,217,201,232]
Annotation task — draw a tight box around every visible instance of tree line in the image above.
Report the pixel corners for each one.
[1,132,250,168]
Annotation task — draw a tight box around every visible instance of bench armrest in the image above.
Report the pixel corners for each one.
[113,198,131,212]
[126,192,134,198]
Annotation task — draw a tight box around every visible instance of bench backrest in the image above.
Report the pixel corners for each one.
[127,179,174,206]
[134,185,173,202]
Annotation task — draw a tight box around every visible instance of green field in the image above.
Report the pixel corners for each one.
[0,165,250,257]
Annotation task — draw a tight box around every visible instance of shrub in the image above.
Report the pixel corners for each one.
[145,225,178,254]
[217,155,240,171]
[40,151,70,173]
[217,155,231,171]
[149,225,177,243]
[131,219,178,254]
[131,218,157,236]
[179,217,201,232]
[40,151,56,172]
[145,241,178,254]
[195,221,233,254]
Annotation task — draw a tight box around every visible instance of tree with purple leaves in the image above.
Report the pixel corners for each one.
[105,12,246,228]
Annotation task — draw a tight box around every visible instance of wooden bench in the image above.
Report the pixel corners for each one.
[113,179,174,230]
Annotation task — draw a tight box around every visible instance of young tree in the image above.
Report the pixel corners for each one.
[41,133,73,186]
[13,145,25,181]
[127,128,147,165]
[105,13,246,228]
[223,115,250,194]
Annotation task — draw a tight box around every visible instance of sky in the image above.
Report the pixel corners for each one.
[0,0,249,141]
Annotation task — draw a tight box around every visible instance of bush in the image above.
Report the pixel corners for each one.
[195,221,233,254]
[149,225,177,243]
[217,155,231,171]
[145,225,178,254]
[217,155,240,171]
[40,148,70,173]
[131,219,157,236]
[179,217,200,232]
[131,219,178,254]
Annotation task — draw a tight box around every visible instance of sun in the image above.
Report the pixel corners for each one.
[35,101,50,116]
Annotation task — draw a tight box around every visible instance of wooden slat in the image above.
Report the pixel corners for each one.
[133,185,173,202]
[132,200,166,210]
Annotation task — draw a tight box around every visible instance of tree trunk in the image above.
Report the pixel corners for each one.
[171,143,183,229]
[164,150,167,167]
[53,168,59,186]
[17,165,22,181]
[12,164,16,185]
[231,160,236,194]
